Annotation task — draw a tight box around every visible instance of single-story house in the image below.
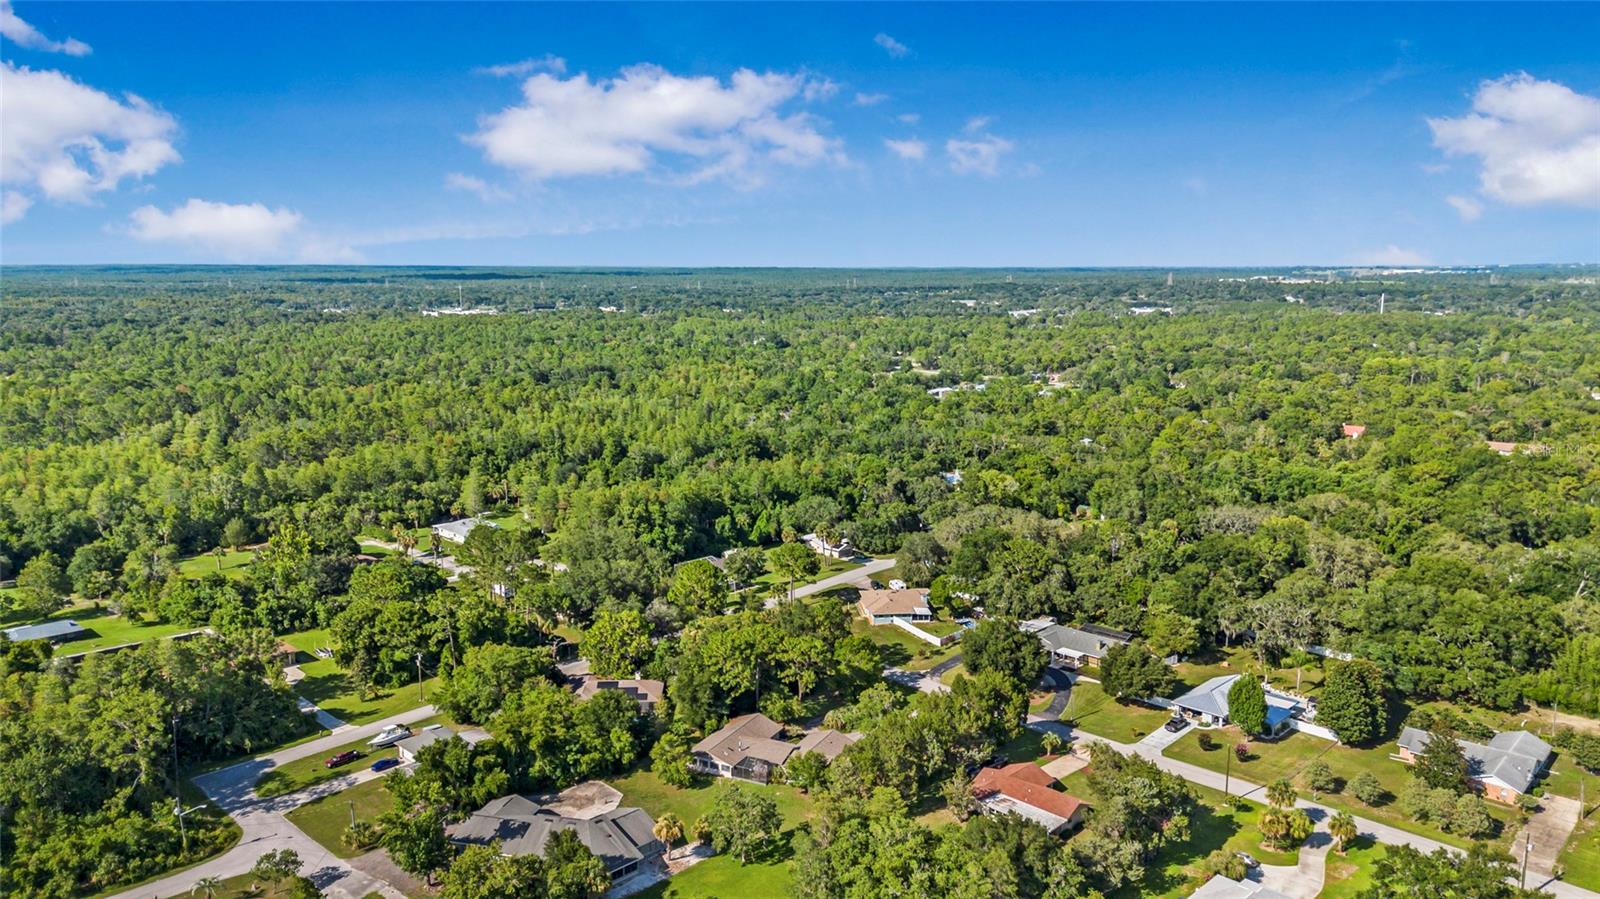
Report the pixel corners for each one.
[691,714,799,783]
[395,724,488,765]
[1189,876,1292,899]
[431,517,498,545]
[793,728,863,761]
[1396,728,1553,803]
[801,533,854,559]
[573,676,665,715]
[690,713,858,782]
[1172,675,1303,737]
[1341,423,1367,440]
[1027,622,1129,669]
[448,794,662,878]
[857,588,933,625]
[970,763,1086,835]
[2,619,89,644]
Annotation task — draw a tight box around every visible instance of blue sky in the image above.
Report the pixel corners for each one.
[1,2,1596,266]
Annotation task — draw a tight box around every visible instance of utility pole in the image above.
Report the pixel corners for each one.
[170,715,181,794]
[416,652,425,701]
[349,799,357,828]
[1520,832,1532,888]
[1224,742,1232,798]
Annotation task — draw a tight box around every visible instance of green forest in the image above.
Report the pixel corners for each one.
[1,266,1598,896]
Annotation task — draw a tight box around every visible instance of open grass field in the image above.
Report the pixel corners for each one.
[1060,681,1174,744]
[1561,808,1600,891]
[175,548,257,580]
[281,628,439,726]
[5,603,197,654]
[1164,727,1519,850]
[284,775,397,858]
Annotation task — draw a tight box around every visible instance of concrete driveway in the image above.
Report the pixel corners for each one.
[1514,795,1583,878]
[105,705,438,899]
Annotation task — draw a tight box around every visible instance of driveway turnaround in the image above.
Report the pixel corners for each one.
[106,705,438,899]
[766,556,897,608]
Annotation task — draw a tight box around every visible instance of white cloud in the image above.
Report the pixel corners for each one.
[874,33,910,59]
[854,92,888,107]
[946,134,1013,176]
[127,199,303,260]
[962,115,991,134]
[0,62,180,220]
[475,55,566,78]
[1,189,32,224]
[1446,194,1483,222]
[884,138,926,161]
[897,112,920,125]
[445,172,510,202]
[1355,244,1431,266]
[0,1,90,56]
[802,78,839,103]
[468,64,845,185]
[1428,73,1600,208]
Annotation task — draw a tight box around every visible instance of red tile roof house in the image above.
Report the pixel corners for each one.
[970,763,1087,835]
[1341,423,1367,440]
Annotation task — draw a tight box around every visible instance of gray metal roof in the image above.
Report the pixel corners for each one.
[3,619,88,642]
[1172,675,1301,724]
[449,797,660,873]
[396,725,459,756]
[1397,727,1552,794]
[1188,876,1292,899]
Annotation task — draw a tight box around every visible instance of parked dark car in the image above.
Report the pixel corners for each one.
[370,757,400,773]
[1163,715,1190,734]
[324,750,361,769]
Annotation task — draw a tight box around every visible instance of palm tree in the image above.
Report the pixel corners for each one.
[1040,732,1064,757]
[191,876,222,898]
[211,545,225,571]
[392,523,418,557]
[692,815,713,846]
[1329,810,1358,853]
[1266,777,1297,810]
[653,812,685,861]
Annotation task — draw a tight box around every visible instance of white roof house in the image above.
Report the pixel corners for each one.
[431,517,498,545]
[1189,876,1291,899]
[1171,674,1303,736]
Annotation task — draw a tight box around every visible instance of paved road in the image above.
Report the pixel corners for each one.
[767,556,897,607]
[107,705,438,899]
[1059,730,1600,899]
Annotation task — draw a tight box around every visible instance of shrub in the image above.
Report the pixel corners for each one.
[1197,732,1216,751]
[1234,743,1251,763]
[1201,848,1248,881]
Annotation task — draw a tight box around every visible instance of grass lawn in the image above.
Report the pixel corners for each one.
[1164,727,1518,850]
[1319,836,1387,898]
[175,548,256,580]
[280,628,439,726]
[1057,772,1300,898]
[849,614,962,671]
[11,603,196,653]
[611,769,817,831]
[634,842,795,898]
[614,769,813,899]
[1060,681,1174,744]
[1561,808,1600,891]
[284,775,397,858]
